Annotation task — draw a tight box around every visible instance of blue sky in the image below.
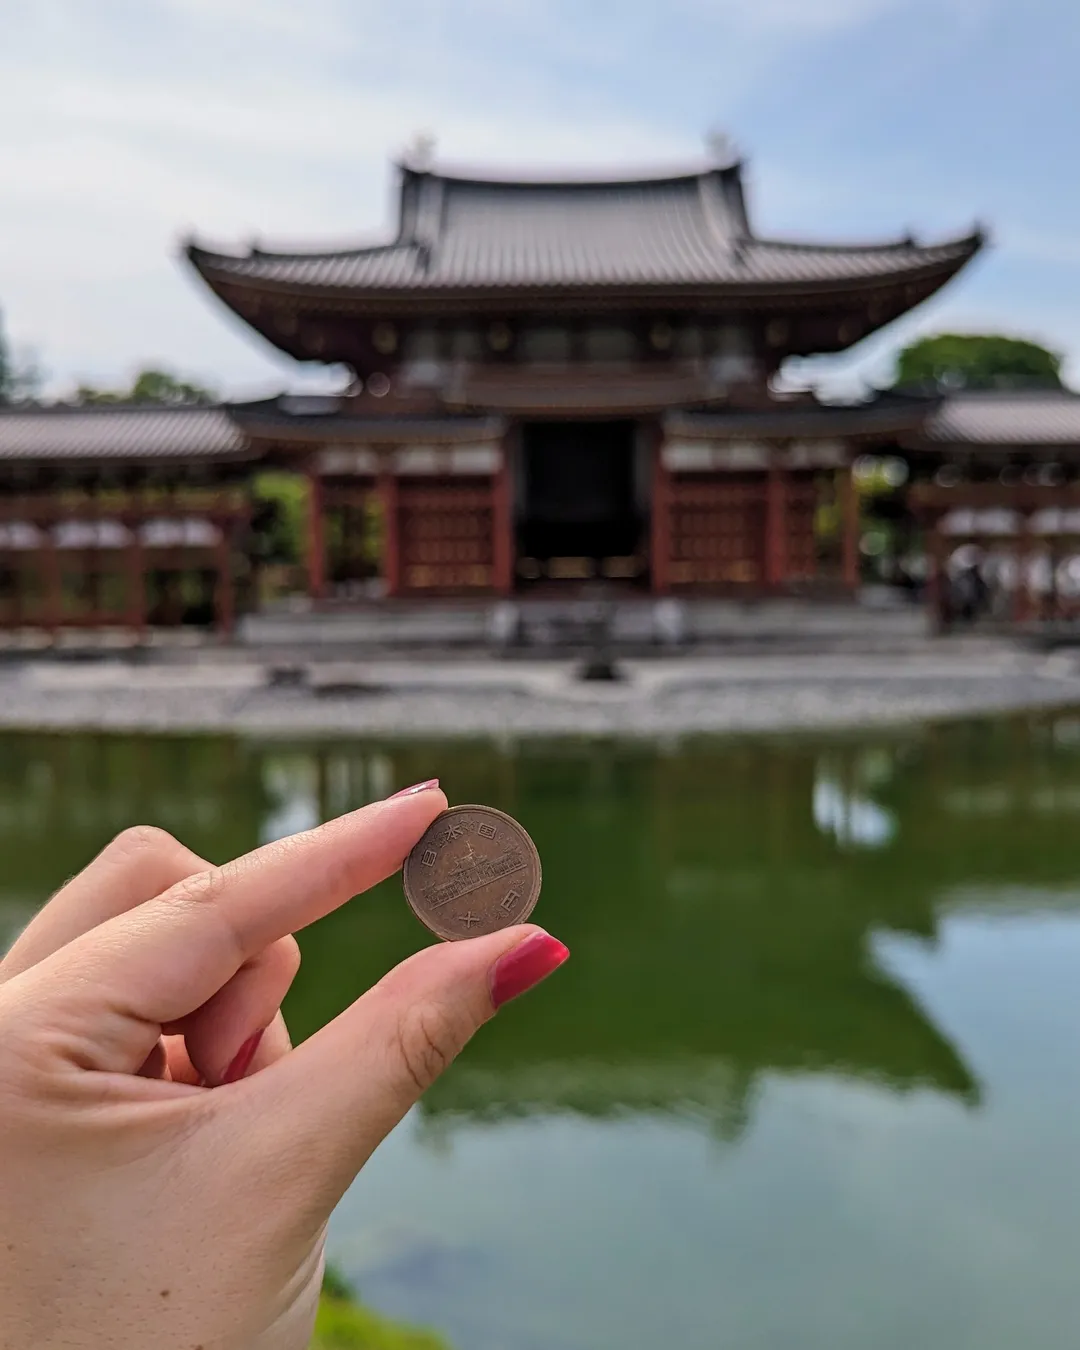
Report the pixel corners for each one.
[1,0,1076,399]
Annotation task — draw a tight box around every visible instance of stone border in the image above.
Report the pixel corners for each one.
[1,651,1080,740]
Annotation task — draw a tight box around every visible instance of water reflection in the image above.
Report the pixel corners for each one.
[812,752,899,850]
[7,716,1080,1135]
[8,720,1080,1348]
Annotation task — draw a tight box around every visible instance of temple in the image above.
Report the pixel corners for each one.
[8,146,1075,636]
[186,150,980,607]
[0,405,254,631]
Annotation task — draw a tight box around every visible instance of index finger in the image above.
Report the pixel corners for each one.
[21,788,447,1071]
[1,826,209,983]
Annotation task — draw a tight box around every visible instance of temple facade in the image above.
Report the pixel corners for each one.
[186,150,980,607]
[3,148,1076,636]
[0,406,254,632]
[904,389,1080,629]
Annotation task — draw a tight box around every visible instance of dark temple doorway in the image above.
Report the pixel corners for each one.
[517,420,646,586]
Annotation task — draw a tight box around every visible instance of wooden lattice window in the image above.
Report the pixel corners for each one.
[398,477,496,593]
[668,473,767,588]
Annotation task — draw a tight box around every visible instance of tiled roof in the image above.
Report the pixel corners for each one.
[187,163,982,296]
[447,368,723,415]
[0,405,251,462]
[924,390,1080,445]
[667,394,938,441]
[230,398,506,444]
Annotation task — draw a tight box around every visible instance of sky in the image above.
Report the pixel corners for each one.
[1,0,1077,401]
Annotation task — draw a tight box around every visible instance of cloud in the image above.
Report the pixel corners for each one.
[0,0,1074,395]
[0,2,693,389]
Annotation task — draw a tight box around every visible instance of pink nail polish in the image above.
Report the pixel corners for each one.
[390,779,440,799]
[222,1030,264,1084]
[490,932,569,1009]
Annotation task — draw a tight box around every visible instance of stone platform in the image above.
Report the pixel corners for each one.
[1,641,1078,741]
[235,593,929,660]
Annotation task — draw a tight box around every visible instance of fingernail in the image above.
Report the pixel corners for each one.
[389,779,440,800]
[222,1030,265,1084]
[490,932,569,1009]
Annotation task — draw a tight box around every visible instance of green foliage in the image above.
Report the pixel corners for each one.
[312,1268,451,1350]
[75,367,216,406]
[74,386,122,404]
[0,309,10,404]
[131,368,216,404]
[894,333,1063,391]
[852,454,909,498]
[0,309,42,404]
[311,1295,451,1350]
[252,471,309,567]
[321,1265,357,1303]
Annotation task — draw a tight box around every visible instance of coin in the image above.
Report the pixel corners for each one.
[402,805,542,942]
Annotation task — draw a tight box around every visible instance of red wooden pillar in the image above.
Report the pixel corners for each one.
[1047,537,1060,624]
[307,463,326,602]
[651,432,671,595]
[380,462,401,598]
[42,527,62,635]
[492,444,514,596]
[1013,514,1032,626]
[765,453,788,590]
[215,520,235,636]
[839,469,860,592]
[9,550,23,631]
[86,481,100,624]
[126,523,147,635]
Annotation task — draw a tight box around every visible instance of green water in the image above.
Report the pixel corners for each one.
[5,719,1080,1350]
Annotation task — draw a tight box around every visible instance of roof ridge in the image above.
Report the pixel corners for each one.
[751,228,981,255]
[695,173,744,256]
[0,402,225,416]
[398,161,727,190]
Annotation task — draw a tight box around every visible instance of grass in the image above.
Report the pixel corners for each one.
[310,1269,451,1350]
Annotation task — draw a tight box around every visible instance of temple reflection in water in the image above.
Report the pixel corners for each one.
[6,717,1080,1137]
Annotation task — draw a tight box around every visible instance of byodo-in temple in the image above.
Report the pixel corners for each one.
[2,146,1079,635]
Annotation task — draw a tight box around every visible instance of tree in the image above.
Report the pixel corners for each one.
[8,349,44,403]
[130,367,216,405]
[0,309,45,404]
[894,333,1063,391]
[75,366,217,406]
[0,309,10,404]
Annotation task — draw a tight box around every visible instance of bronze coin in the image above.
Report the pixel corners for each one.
[402,805,542,942]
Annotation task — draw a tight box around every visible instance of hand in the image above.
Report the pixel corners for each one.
[0,785,568,1350]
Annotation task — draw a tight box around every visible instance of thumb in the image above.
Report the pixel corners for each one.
[243,926,568,1206]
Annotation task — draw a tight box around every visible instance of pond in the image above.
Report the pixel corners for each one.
[4,717,1080,1350]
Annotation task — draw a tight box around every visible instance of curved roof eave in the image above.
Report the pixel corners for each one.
[392,155,746,187]
[183,233,982,308]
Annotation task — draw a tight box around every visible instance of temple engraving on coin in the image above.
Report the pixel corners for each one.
[424,845,527,909]
[402,805,542,942]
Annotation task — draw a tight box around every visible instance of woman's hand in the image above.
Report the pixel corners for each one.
[0,785,568,1350]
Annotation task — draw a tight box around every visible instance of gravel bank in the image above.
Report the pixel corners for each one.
[2,652,1080,739]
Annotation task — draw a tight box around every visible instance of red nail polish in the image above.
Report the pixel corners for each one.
[390,779,440,799]
[490,933,569,1009]
[222,1030,264,1084]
